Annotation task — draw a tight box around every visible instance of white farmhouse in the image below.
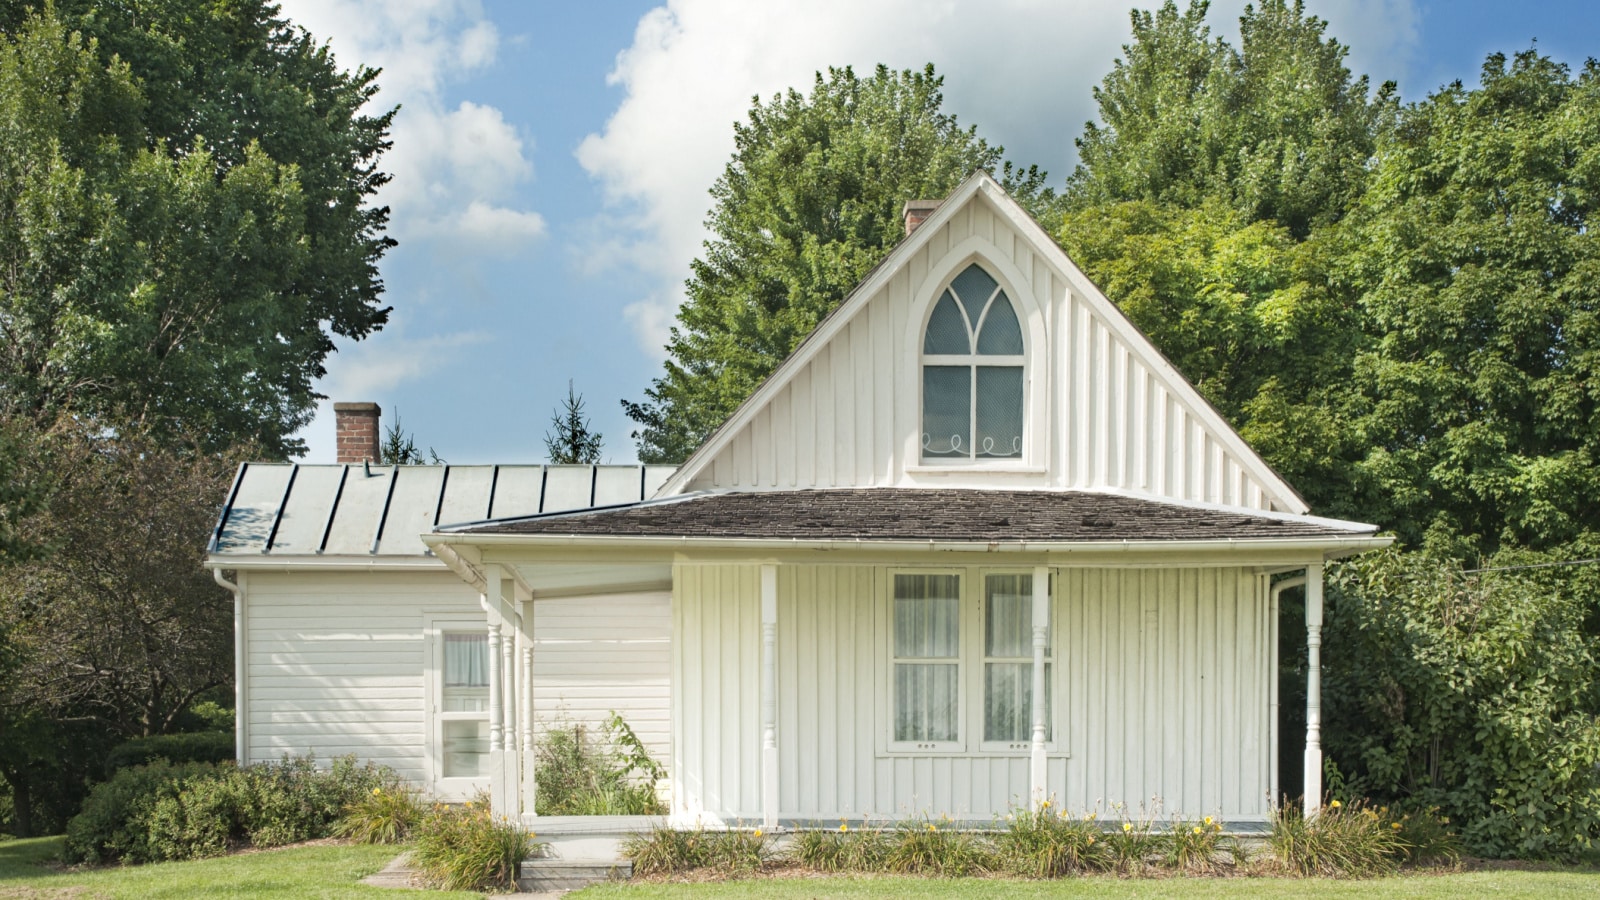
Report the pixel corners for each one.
[207,172,1389,833]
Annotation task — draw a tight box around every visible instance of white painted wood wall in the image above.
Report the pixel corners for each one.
[679,193,1292,513]
[243,571,671,790]
[671,561,1272,823]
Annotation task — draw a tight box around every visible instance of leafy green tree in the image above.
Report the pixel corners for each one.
[0,2,393,457]
[1070,0,1385,237]
[624,63,1054,462]
[1333,51,1600,555]
[546,381,603,465]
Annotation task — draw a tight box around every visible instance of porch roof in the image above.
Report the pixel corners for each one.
[441,488,1377,543]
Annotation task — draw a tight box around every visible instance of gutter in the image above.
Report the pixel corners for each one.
[212,567,246,766]
[422,531,1394,559]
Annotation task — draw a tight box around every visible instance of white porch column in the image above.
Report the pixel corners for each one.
[1304,561,1325,816]
[518,587,536,816]
[481,564,507,814]
[501,597,518,814]
[1029,566,1050,807]
[760,564,778,829]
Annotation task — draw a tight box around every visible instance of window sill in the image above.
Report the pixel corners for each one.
[905,464,1048,475]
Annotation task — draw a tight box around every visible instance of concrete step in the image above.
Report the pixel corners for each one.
[517,859,632,892]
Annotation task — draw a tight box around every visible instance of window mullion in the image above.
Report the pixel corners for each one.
[968,365,977,459]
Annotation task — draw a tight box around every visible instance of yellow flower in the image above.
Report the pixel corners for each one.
[1122,823,1132,832]
[754,830,763,838]
[1192,826,1202,835]
[839,823,850,833]
[372,787,382,796]
[927,823,937,832]
[1391,822,1402,831]
[1330,799,1342,809]
[1085,812,1096,821]
[1041,799,1051,808]
[1203,815,1213,826]
[1086,836,1096,846]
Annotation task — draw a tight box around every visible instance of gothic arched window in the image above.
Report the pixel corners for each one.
[921,264,1024,461]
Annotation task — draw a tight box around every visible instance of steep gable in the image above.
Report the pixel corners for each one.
[657,172,1308,515]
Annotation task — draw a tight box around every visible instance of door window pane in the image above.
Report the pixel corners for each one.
[443,720,488,777]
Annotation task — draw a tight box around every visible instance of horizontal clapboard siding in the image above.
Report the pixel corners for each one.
[244,573,673,791]
[245,571,473,784]
[675,562,1271,823]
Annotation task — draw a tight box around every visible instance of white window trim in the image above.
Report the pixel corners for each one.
[881,567,1062,758]
[423,613,491,798]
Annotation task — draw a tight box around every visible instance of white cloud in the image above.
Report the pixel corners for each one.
[580,0,1418,353]
[276,0,545,249]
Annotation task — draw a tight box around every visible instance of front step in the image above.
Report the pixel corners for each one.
[518,859,632,892]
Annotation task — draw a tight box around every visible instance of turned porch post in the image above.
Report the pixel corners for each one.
[1304,561,1325,816]
[760,564,779,829]
[1029,565,1049,807]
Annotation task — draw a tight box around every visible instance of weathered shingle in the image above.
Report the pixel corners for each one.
[454,489,1372,542]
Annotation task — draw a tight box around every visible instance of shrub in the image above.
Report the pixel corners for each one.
[1390,806,1461,866]
[996,803,1107,877]
[334,781,424,844]
[702,828,773,874]
[881,816,993,876]
[1163,816,1226,872]
[536,713,666,816]
[1324,549,1600,859]
[65,761,225,863]
[64,754,393,864]
[237,755,386,847]
[412,797,536,892]
[1268,800,1403,877]
[147,775,245,861]
[104,732,235,777]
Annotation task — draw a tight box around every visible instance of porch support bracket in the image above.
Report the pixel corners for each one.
[1304,560,1325,817]
[1029,565,1049,807]
[760,564,778,829]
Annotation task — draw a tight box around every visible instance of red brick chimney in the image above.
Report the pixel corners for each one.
[334,402,382,464]
[903,200,942,236]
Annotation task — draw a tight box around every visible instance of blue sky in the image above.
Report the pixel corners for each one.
[277,0,1600,465]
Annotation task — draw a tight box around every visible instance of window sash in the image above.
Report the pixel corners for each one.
[891,573,963,746]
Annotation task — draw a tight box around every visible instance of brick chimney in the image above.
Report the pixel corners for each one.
[903,200,942,236]
[334,402,382,464]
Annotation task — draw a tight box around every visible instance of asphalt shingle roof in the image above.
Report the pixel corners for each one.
[453,489,1371,542]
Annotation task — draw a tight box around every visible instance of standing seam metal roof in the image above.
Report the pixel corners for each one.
[208,463,678,557]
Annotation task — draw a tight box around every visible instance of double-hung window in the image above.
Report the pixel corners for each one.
[889,569,1053,753]
[922,264,1026,462]
[891,573,962,749]
[981,573,1051,750]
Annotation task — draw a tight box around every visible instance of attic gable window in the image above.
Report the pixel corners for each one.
[921,264,1025,462]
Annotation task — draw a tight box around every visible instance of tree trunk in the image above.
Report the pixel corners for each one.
[4,770,35,838]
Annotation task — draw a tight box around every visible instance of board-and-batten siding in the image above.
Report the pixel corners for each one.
[245,571,671,788]
[673,562,1272,823]
[686,197,1278,511]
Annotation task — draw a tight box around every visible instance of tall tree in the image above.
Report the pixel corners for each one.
[0,2,394,457]
[546,381,603,465]
[624,63,1053,462]
[1070,0,1385,237]
[1332,51,1600,555]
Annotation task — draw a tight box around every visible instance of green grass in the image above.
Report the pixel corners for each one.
[0,835,479,899]
[570,869,1600,899]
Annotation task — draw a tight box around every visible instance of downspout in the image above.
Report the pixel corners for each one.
[213,567,246,766]
[1269,574,1307,810]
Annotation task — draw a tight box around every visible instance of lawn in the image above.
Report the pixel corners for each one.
[0,835,477,900]
[571,869,1600,899]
